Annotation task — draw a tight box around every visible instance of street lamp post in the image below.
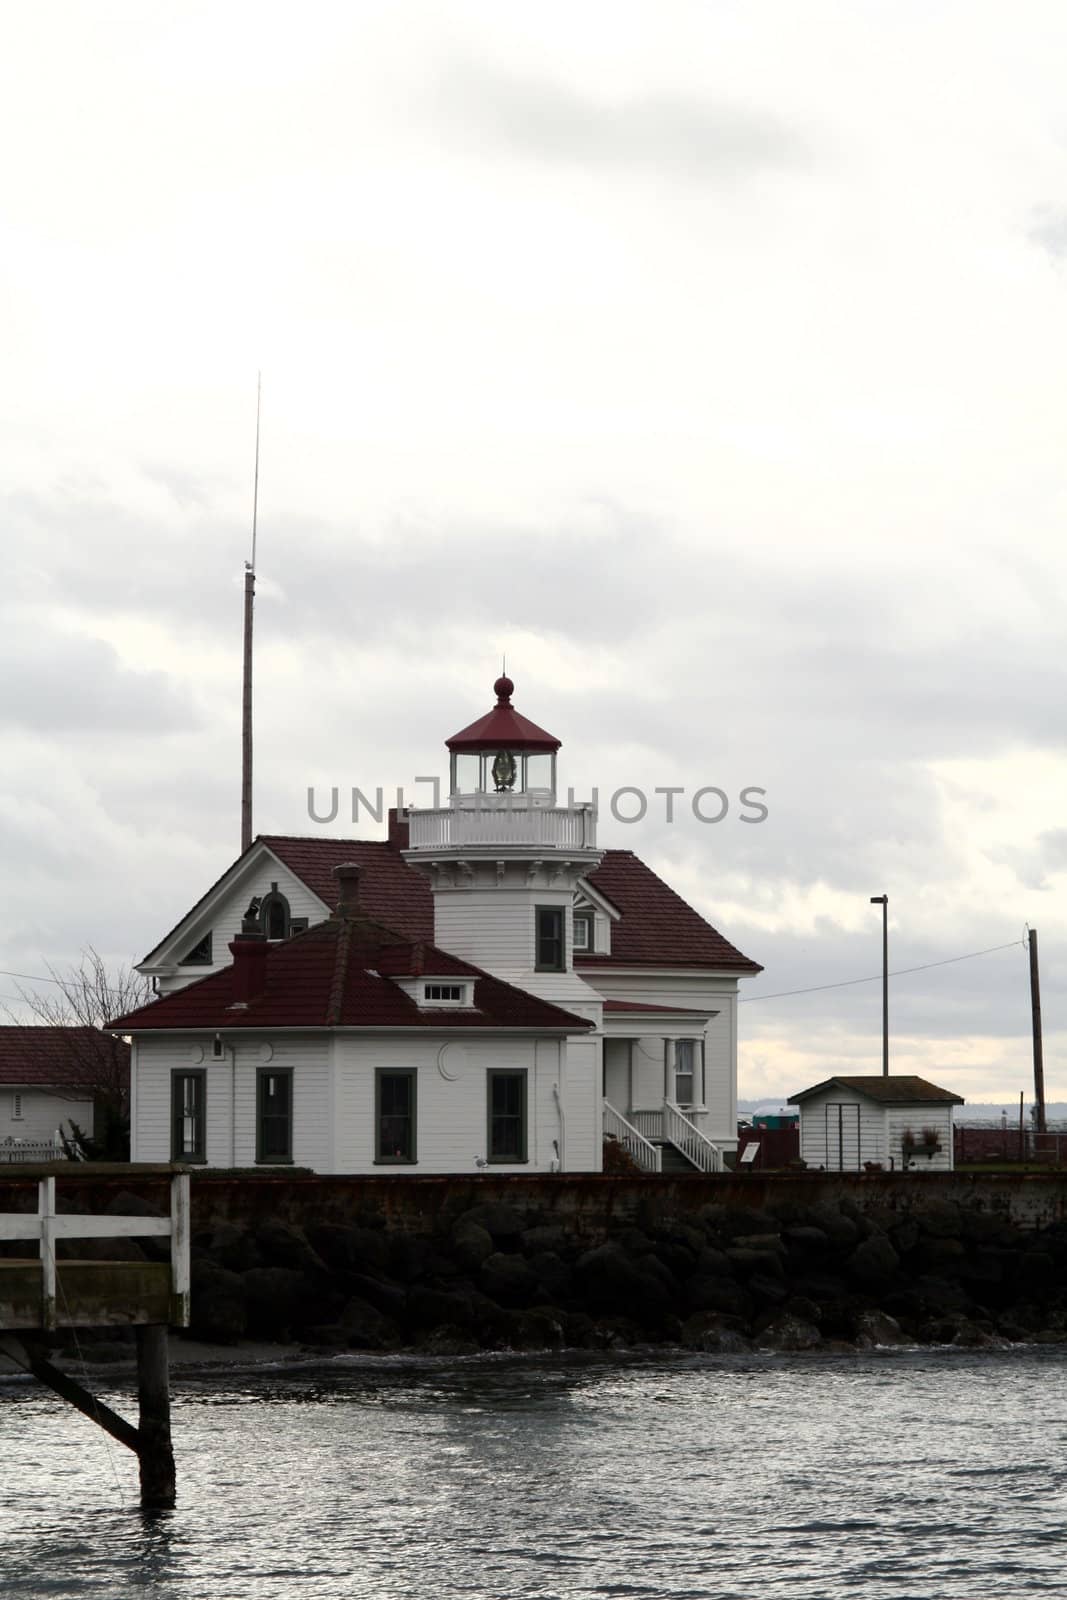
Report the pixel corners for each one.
[870,894,888,1076]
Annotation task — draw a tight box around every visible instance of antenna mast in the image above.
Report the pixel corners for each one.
[240,373,261,854]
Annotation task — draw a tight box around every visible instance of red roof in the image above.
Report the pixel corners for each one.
[446,676,560,753]
[146,832,760,979]
[0,1027,130,1088]
[263,837,434,940]
[578,852,762,973]
[602,999,717,1016]
[111,917,592,1034]
[789,1075,964,1106]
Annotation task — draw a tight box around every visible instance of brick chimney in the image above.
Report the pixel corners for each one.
[387,807,409,850]
[333,861,362,918]
[228,928,267,1006]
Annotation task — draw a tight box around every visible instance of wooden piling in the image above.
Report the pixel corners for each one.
[136,1325,175,1509]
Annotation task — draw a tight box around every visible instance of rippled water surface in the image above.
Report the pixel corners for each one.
[3,1347,1067,1598]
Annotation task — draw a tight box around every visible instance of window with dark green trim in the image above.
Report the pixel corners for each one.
[256,1069,293,1163]
[535,906,565,971]
[171,1071,206,1163]
[375,1069,417,1164]
[487,1069,527,1162]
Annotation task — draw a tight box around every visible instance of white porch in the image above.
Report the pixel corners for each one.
[602,1031,728,1173]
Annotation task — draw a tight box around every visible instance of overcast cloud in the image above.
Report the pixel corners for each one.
[2,1,1065,1102]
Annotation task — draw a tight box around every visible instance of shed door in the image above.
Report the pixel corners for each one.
[825,1102,861,1171]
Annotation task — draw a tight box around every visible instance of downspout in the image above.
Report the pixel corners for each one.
[553,1082,566,1172]
[226,1044,237,1167]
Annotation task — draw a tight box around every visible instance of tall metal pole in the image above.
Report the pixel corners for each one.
[240,374,261,856]
[870,895,888,1076]
[1029,927,1046,1136]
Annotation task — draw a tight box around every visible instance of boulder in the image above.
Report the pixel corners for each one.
[680,1313,752,1353]
[301,1324,349,1348]
[254,1220,326,1275]
[455,1202,527,1245]
[480,1252,542,1309]
[189,1259,247,1343]
[783,1225,831,1254]
[195,1222,257,1274]
[916,1201,964,1240]
[305,1222,389,1275]
[449,1221,494,1274]
[847,1234,900,1286]
[726,1247,784,1280]
[389,1233,430,1284]
[341,1295,400,1350]
[407,1286,476,1331]
[853,1309,909,1348]
[527,1250,572,1302]
[520,1224,569,1255]
[748,1273,789,1307]
[756,1313,822,1351]
[242,1265,309,1339]
[807,1206,860,1247]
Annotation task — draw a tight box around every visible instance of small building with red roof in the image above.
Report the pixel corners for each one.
[119,678,761,1175]
[0,1027,129,1158]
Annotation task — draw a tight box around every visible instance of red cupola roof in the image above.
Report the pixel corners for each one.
[446,676,561,753]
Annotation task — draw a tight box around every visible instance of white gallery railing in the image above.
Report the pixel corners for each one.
[603,1100,662,1173]
[408,803,597,851]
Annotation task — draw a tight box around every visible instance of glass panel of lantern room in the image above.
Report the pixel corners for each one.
[524,752,555,800]
[451,753,480,796]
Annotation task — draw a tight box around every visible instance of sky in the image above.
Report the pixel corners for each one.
[2,1,1065,1103]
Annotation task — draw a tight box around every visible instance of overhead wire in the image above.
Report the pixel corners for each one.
[738,938,1026,1005]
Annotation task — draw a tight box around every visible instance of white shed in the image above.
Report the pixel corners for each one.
[787,1075,964,1173]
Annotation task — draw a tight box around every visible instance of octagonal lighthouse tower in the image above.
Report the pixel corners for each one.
[403,675,603,1027]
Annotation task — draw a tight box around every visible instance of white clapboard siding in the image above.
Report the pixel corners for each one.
[431,891,599,1006]
[888,1104,955,1171]
[132,1033,332,1170]
[332,1034,574,1175]
[798,1088,886,1171]
[1,1088,93,1144]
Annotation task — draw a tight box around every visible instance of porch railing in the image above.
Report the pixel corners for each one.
[0,1135,66,1165]
[603,1101,662,1173]
[663,1099,725,1173]
[629,1109,664,1144]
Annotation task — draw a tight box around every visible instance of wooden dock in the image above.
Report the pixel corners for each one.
[0,1164,190,1508]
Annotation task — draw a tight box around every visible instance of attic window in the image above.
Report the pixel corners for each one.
[179,932,213,966]
[260,885,291,941]
[12,1092,23,1121]
[573,912,593,952]
[423,982,468,1005]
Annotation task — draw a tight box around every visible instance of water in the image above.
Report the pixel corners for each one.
[3,1347,1067,1599]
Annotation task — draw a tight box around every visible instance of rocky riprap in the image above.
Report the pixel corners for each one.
[167,1192,1067,1356]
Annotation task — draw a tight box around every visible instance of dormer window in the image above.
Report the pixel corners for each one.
[573,912,593,952]
[179,932,213,967]
[259,884,290,942]
[422,982,470,1006]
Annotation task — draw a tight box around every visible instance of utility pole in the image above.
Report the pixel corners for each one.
[870,894,889,1076]
[1029,927,1046,1136]
[240,374,261,856]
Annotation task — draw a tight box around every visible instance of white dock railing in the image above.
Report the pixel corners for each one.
[663,1099,726,1173]
[0,1171,190,1331]
[603,1100,662,1173]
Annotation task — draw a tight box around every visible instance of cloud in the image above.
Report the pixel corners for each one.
[0,621,198,735]
[429,61,811,179]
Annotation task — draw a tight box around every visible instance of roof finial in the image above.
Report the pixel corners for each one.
[493,666,514,705]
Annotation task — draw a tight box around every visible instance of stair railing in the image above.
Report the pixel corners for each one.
[663,1099,725,1173]
[603,1100,662,1173]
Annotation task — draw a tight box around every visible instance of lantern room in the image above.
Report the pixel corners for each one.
[446,676,561,804]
